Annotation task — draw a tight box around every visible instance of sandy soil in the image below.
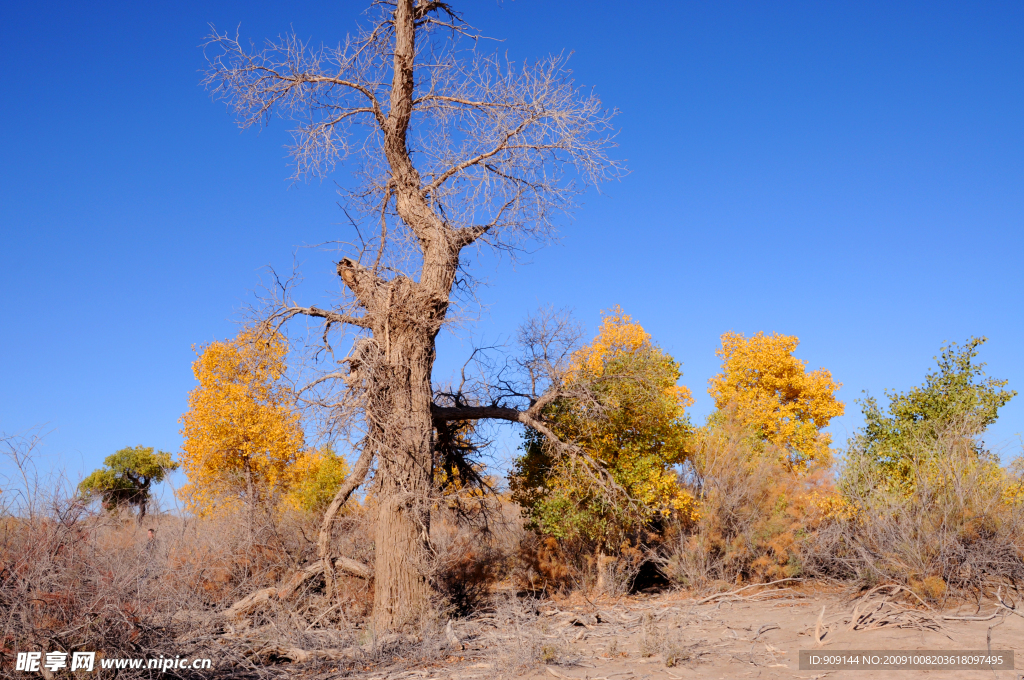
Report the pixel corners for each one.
[422,586,1024,680]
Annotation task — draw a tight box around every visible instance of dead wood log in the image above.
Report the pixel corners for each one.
[224,556,373,619]
[225,587,278,619]
[278,557,373,601]
[261,645,360,662]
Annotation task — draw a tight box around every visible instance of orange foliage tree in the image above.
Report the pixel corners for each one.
[708,331,843,469]
[178,330,304,515]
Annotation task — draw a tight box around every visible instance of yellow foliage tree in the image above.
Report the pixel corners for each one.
[708,331,843,469]
[512,308,694,545]
[178,329,304,515]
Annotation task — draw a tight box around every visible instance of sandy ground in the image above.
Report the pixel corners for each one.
[421,586,1024,680]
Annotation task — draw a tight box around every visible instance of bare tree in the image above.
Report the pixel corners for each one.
[205,0,621,631]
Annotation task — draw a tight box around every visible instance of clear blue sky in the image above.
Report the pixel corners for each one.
[2,1,1022,501]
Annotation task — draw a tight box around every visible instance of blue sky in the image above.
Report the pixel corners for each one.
[2,1,1021,502]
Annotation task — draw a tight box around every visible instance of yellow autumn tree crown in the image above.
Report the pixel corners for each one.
[512,308,695,544]
[708,331,843,469]
[177,329,304,515]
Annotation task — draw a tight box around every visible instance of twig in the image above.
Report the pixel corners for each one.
[306,601,345,630]
[752,623,779,640]
[813,605,826,646]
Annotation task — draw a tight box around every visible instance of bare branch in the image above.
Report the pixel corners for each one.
[430,401,632,509]
[318,444,375,597]
[274,304,371,329]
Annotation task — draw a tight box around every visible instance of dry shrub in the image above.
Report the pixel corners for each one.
[661,416,829,587]
[514,533,601,594]
[516,534,573,592]
[808,424,1024,597]
[514,532,647,596]
[162,495,372,608]
[637,613,664,657]
[0,429,522,678]
[488,594,554,677]
[0,500,172,669]
[429,497,523,616]
[0,431,521,675]
[0,433,377,676]
[0,433,180,669]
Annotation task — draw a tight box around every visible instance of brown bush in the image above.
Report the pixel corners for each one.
[0,502,168,669]
[513,530,649,597]
[515,534,574,593]
[660,415,830,588]
[0,444,377,677]
[429,497,524,615]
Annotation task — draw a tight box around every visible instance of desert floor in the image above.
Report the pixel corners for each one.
[365,585,1024,680]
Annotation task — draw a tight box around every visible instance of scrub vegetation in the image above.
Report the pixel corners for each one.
[2,1,1021,677]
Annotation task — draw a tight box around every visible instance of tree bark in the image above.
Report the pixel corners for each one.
[369,313,438,632]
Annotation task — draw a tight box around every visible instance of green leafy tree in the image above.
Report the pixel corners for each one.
[511,310,693,549]
[850,337,1015,491]
[79,446,179,522]
[282,446,351,514]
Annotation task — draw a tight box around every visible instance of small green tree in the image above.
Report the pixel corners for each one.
[849,337,1015,492]
[79,446,179,522]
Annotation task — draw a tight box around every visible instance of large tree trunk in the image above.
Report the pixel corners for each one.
[369,289,441,632]
[365,0,455,632]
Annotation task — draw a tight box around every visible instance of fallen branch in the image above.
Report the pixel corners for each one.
[224,556,373,620]
[937,611,1003,621]
[318,446,374,597]
[224,587,278,619]
[278,556,373,601]
[696,578,804,605]
[260,644,360,662]
[995,587,1024,620]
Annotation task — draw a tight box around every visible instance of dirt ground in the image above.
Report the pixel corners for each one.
[393,585,1024,680]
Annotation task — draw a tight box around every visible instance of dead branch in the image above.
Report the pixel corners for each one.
[259,645,360,662]
[279,556,374,601]
[318,445,375,598]
[695,578,804,605]
[225,556,373,623]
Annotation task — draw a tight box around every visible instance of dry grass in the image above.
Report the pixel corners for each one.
[0,430,378,676]
[0,433,525,677]
[0,498,376,676]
